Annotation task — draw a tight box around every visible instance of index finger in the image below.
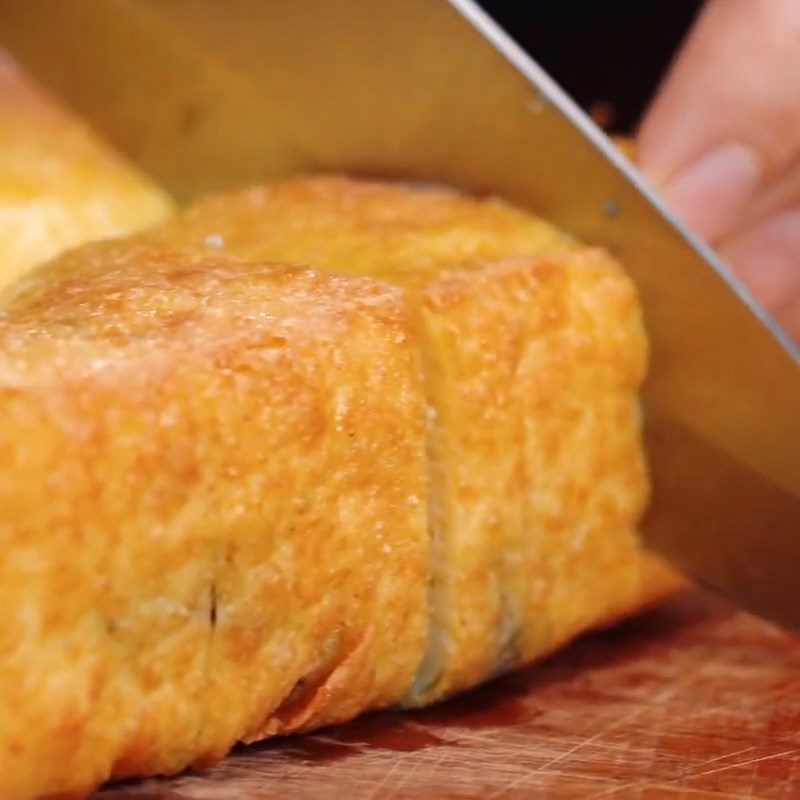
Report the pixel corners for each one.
[638,0,800,238]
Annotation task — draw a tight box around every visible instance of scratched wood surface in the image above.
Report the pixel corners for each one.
[97,592,800,800]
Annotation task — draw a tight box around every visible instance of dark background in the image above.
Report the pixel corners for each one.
[480,1,703,132]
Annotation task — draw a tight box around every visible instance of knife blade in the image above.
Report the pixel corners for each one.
[0,0,798,629]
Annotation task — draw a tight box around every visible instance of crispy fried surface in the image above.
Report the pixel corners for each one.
[148,177,569,702]
[149,176,684,704]
[0,54,172,290]
[0,242,428,796]
[0,172,684,797]
[145,176,572,289]
[415,251,682,695]
[506,249,667,659]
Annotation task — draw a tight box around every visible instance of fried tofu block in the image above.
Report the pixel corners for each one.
[0,52,173,290]
[411,251,680,690]
[0,242,427,796]
[147,177,575,701]
[499,251,677,659]
[149,176,683,703]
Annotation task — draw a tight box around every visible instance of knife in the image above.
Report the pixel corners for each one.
[1,0,798,630]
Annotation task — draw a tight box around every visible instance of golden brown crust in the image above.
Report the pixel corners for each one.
[149,176,683,705]
[0,172,685,796]
[146,177,575,701]
[409,252,684,700]
[143,175,572,289]
[508,249,683,663]
[0,53,173,291]
[0,242,428,795]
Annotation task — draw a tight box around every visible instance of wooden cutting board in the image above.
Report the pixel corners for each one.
[97,592,800,800]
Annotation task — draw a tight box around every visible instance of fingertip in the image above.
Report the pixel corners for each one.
[721,210,800,310]
[637,0,800,232]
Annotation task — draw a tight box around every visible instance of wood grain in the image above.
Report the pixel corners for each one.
[97,592,800,799]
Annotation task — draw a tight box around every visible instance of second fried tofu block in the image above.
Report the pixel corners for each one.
[0,52,173,290]
[148,177,683,704]
[0,242,428,795]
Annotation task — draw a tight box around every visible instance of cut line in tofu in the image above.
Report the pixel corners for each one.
[0,241,428,794]
[147,176,684,705]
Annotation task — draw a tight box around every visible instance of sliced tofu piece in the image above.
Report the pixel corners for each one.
[0,52,173,290]
[406,250,679,690]
[148,176,683,703]
[515,250,652,657]
[0,241,428,795]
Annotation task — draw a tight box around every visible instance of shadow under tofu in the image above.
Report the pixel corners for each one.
[244,589,727,759]
[97,589,733,797]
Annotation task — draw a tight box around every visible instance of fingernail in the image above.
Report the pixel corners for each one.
[659,143,762,241]
[721,210,800,310]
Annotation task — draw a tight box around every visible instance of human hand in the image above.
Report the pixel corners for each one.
[638,0,800,340]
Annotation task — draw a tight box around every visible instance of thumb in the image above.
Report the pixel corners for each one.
[638,0,800,242]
